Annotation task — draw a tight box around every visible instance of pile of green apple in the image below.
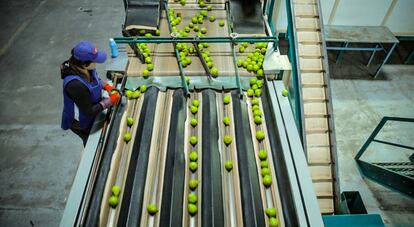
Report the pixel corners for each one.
[266,207,279,226]
[136,43,154,77]
[237,42,268,77]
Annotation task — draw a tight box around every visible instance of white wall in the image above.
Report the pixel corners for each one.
[273,0,414,36]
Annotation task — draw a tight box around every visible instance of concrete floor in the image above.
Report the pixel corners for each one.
[330,60,414,226]
[0,0,124,226]
[0,1,413,227]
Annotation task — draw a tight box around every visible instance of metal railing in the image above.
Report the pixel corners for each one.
[355,116,414,198]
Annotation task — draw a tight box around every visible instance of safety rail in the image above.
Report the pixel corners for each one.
[355,116,414,198]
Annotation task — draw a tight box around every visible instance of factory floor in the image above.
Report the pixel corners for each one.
[0,1,413,227]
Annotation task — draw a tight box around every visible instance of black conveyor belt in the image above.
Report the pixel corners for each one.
[119,87,159,227]
[201,90,224,226]
[160,89,186,227]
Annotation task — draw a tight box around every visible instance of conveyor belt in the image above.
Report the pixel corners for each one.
[290,0,338,214]
[60,1,327,226]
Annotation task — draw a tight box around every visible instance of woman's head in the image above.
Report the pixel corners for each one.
[70,40,107,69]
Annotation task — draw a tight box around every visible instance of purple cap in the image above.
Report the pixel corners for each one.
[73,40,107,63]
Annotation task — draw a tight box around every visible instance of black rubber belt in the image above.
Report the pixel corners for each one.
[262,84,299,226]
[84,100,126,226]
[201,90,224,227]
[159,89,186,227]
[117,87,159,227]
[231,91,266,227]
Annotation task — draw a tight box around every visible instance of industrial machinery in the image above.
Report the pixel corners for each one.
[60,0,344,226]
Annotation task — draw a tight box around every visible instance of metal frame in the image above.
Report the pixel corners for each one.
[327,42,398,78]
[285,0,304,143]
[355,116,414,198]
[267,80,324,226]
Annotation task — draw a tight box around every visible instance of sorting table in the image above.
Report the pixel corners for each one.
[325,26,399,78]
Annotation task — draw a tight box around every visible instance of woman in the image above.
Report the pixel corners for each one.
[61,40,120,146]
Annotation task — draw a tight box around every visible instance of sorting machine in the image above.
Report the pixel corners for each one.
[61,0,338,226]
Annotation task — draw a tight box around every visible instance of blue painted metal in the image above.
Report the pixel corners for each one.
[355,116,414,198]
[285,0,303,141]
[114,36,278,44]
[323,214,385,227]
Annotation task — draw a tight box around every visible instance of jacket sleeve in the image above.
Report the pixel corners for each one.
[65,80,103,118]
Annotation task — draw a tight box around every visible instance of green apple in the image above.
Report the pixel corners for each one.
[192,99,200,107]
[239,46,245,53]
[223,116,230,126]
[125,90,133,98]
[189,151,198,161]
[124,132,132,142]
[241,42,248,48]
[199,1,206,7]
[190,136,198,146]
[207,5,212,11]
[253,64,259,72]
[223,135,232,146]
[185,26,191,33]
[207,62,213,68]
[225,160,233,171]
[132,90,141,99]
[263,174,272,187]
[188,193,198,204]
[200,27,207,34]
[155,29,161,36]
[257,69,264,77]
[139,29,146,35]
[198,17,203,24]
[180,0,186,6]
[143,69,149,77]
[209,16,215,22]
[189,179,199,190]
[201,10,208,16]
[127,117,134,127]
[211,67,219,77]
[282,89,289,97]
[190,118,198,127]
[145,57,152,64]
[237,59,243,67]
[140,85,147,93]
[247,88,254,97]
[250,77,257,86]
[256,80,263,88]
[256,130,265,141]
[254,110,262,117]
[146,64,154,71]
[191,106,198,114]
[192,17,198,24]
[265,207,277,217]
[247,64,253,72]
[252,105,260,112]
[223,95,231,104]
[185,76,190,84]
[147,203,158,215]
[254,115,262,125]
[188,203,198,216]
[112,185,121,196]
[255,89,262,97]
[145,33,152,37]
[269,217,279,227]
[261,167,270,177]
[258,149,267,160]
[193,25,200,32]
[189,22,194,28]
[251,98,259,105]
[108,195,119,208]
[219,20,225,27]
[261,160,268,168]
[202,42,209,48]
[189,161,198,172]
[242,61,248,68]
